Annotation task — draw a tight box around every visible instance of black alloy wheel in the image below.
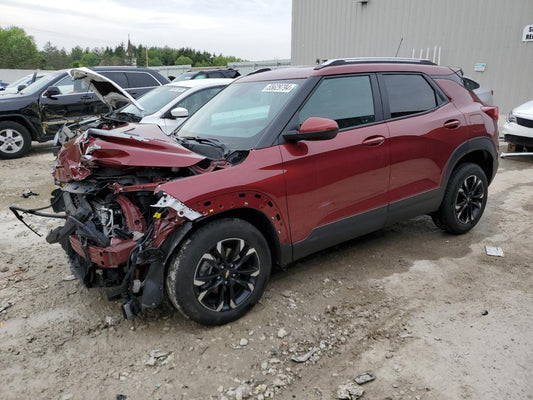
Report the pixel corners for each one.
[431,162,488,234]
[166,218,271,325]
[454,174,485,224]
[194,238,261,312]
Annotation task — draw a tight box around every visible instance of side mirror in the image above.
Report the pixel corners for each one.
[170,107,189,119]
[17,84,27,92]
[283,117,338,142]
[44,86,61,98]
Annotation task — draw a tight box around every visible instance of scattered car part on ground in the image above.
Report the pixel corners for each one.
[174,68,240,81]
[55,75,233,145]
[502,99,533,152]
[0,67,168,159]
[11,58,499,325]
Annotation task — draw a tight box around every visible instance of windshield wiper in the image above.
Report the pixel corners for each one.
[177,136,230,159]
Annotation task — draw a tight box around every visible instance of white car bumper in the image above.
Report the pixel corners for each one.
[502,121,533,143]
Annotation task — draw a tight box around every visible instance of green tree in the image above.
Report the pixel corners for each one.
[175,55,193,65]
[0,26,39,68]
[80,52,100,66]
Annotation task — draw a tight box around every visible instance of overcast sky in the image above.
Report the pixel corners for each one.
[0,0,292,60]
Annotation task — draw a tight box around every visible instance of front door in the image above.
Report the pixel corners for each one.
[280,74,390,259]
[39,75,101,136]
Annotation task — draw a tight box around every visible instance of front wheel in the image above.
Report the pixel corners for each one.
[166,218,271,325]
[432,163,488,234]
[0,121,32,159]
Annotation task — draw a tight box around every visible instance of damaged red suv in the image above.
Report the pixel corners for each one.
[13,58,499,325]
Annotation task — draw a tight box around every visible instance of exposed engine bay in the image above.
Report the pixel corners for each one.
[11,126,247,319]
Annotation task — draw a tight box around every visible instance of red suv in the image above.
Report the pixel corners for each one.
[14,58,499,325]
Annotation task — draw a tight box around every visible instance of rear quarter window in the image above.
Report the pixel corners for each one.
[126,72,160,88]
[382,74,439,118]
[99,72,128,88]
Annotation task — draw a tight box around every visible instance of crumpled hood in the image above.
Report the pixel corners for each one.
[512,100,533,119]
[70,67,144,112]
[52,123,205,182]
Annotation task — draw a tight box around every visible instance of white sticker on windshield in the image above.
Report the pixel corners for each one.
[262,83,297,93]
[170,88,187,92]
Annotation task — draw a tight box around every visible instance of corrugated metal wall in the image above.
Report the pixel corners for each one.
[291,0,533,113]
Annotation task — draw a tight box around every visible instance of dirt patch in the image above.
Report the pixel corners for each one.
[1,143,532,400]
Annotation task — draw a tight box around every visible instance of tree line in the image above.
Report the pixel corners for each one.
[0,26,244,70]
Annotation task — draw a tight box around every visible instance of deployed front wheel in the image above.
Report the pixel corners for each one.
[432,162,488,234]
[166,218,271,325]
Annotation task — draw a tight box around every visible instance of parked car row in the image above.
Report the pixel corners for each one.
[11,57,499,325]
[0,66,169,159]
[54,69,232,146]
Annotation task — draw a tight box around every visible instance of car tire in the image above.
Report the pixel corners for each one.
[0,121,32,159]
[166,218,271,325]
[432,163,488,234]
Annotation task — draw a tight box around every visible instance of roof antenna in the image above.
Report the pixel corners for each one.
[394,37,404,57]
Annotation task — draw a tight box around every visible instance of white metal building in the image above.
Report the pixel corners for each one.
[291,0,533,114]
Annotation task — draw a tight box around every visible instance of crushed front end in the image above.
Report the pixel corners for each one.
[13,126,233,319]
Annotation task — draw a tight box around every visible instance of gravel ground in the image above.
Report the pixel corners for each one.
[0,141,532,400]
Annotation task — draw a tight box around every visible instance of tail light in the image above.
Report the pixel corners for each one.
[481,106,499,121]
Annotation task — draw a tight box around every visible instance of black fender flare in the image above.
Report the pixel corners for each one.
[0,113,40,140]
[441,137,498,190]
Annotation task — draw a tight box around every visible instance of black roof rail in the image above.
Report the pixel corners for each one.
[314,57,437,70]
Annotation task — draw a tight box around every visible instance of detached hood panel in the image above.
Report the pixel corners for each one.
[70,67,144,112]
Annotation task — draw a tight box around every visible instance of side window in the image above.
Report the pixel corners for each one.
[208,71,224,78]
[299,75,375,129]
[126,72,159,88]
[462,77,480,91]
[382,74,438,118]
[54,76,89,95]
[100,72,128,88]
[176,87,224,115]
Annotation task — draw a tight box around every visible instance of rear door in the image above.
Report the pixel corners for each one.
[124,71,162,98]
[379,73,470,219]
[280,74,390,258]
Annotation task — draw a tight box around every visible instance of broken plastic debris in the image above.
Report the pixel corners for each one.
[22,190,39,198]
[485,246,504,257]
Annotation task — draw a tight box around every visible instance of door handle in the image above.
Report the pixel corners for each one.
[80,95,92,100]
[444,119,461,129]
[362,135,385,146]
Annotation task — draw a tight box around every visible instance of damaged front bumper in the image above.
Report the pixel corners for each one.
[10,191,203,320]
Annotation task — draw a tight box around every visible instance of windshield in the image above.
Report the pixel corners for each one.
[174,72,196,81]
[121,85,190,117]
[19,72,61,96]
[6,74,39,89]
[177,79,303,150]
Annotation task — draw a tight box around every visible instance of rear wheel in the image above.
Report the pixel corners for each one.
[432,163,488,234]
[0,121,32,159]
[166,218,271,325]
